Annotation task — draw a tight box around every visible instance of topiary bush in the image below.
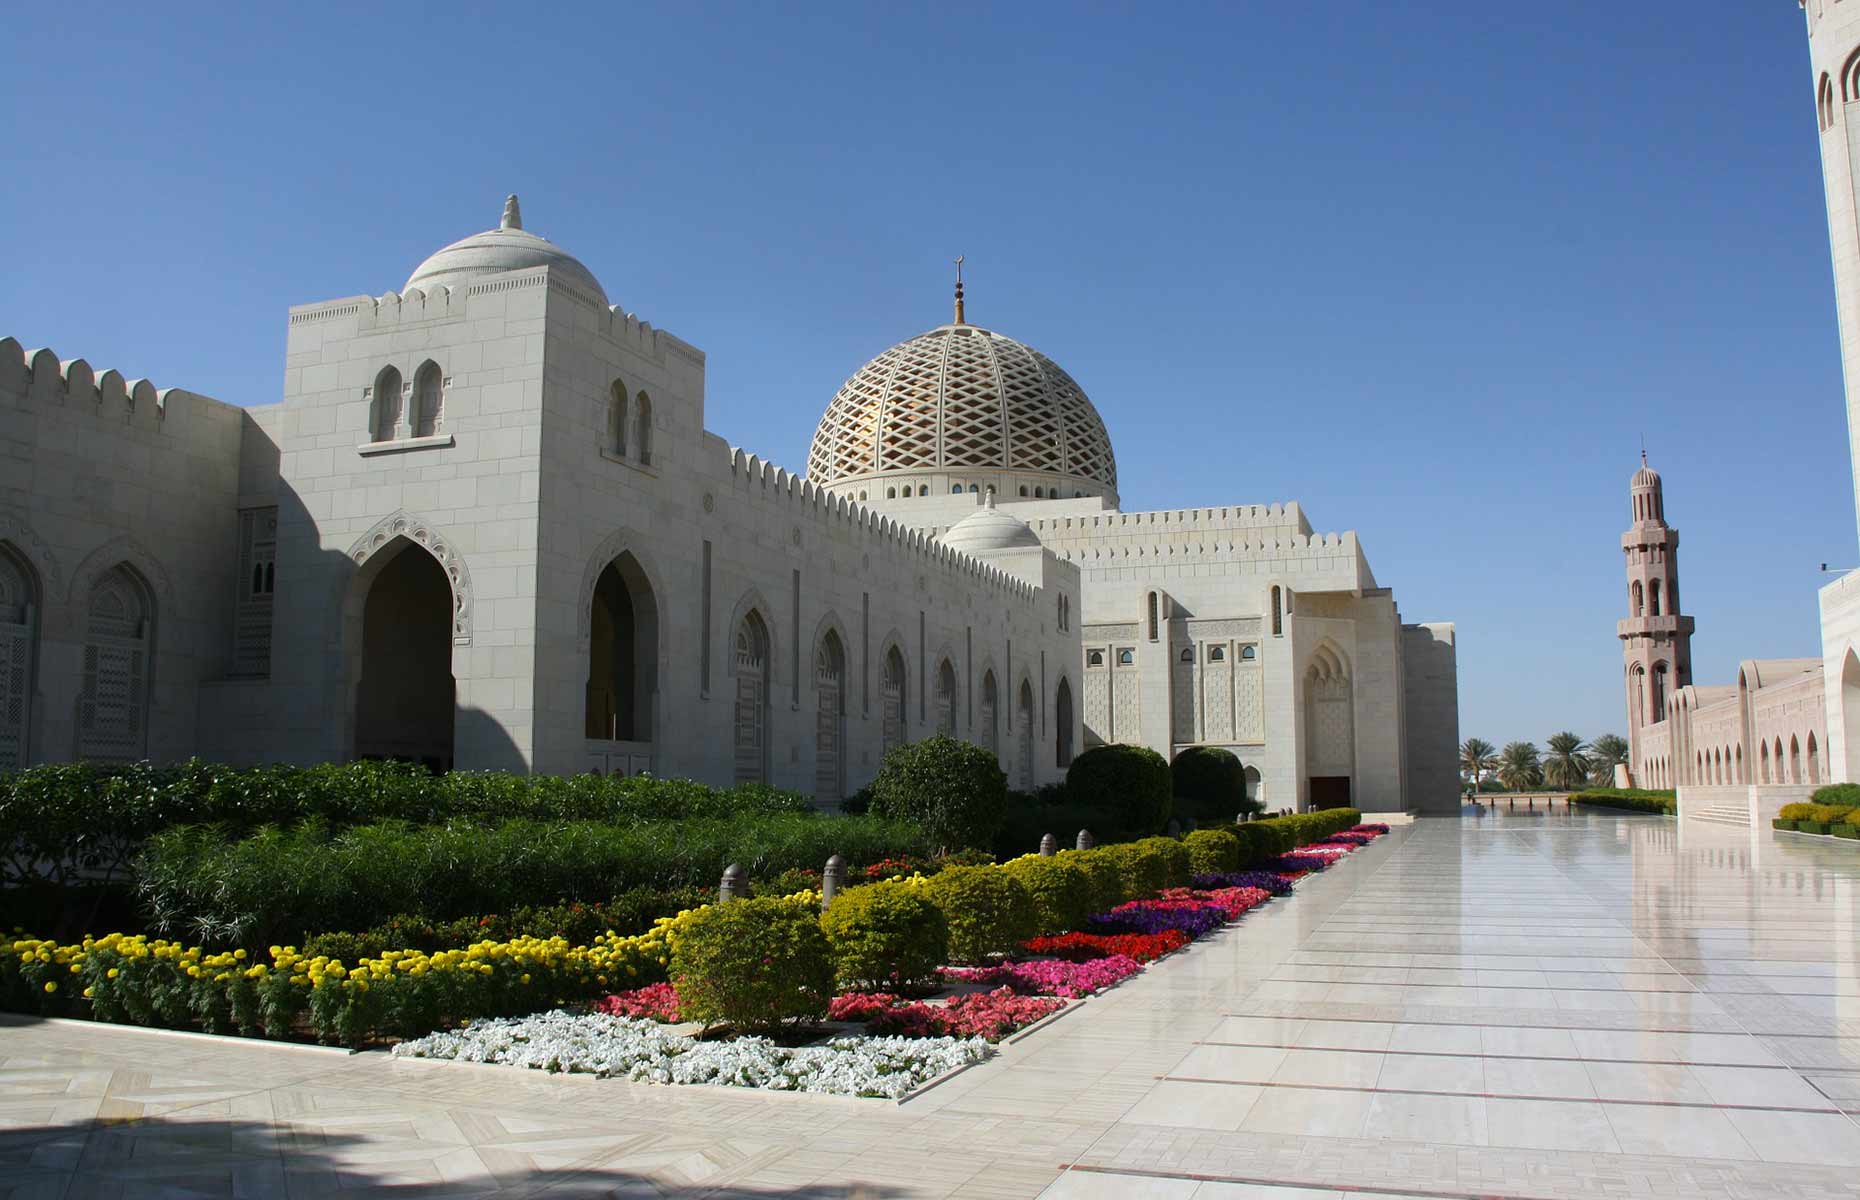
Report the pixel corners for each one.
[1000,855,1093,935]
[921,866,1036,964]
[1810,804,1857,825]
[1779,802,1818,821]
[1094,842,1169,903]
[869,735,1008,852]
[1184,828,1241,875]
[1064,745,1172,842]
[819,882,948,991]
[1137,836,1193,887]
[1810,783,1860,810]
[671,895,833,1032]
[1057,848,1124,915]
[1172,747,1255,824]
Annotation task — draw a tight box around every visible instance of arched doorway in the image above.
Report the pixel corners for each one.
[733,611,770,783]
[586,553,658,741]
[980,670,998,759]
[78,564,155,762]
[355,544,455,770]
[1055,677,1074,768]
[0,544,40,769]
[815,630,847,803]
[1016,679,1035,790]
[935,659,957,736]
[1304,642,1354,809]
[882,646,907,757]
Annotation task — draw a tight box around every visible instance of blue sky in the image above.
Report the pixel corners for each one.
[0,3,1846,749]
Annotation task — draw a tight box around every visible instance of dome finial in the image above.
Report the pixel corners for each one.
[501,194,523,231]
[953,255,966,325]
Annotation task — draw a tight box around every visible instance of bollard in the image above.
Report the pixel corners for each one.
[1076,828,1095,851]
[719,863,745,903]
[1039,833,1057,857]
[1166,818,1182,837]
[821,854,846,909]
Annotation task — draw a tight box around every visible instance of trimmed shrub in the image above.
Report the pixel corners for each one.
[1065,745,1172,841]
[1810,783,1860,810]
[136,813,928,949]
[1810,804,1857,825]
[301,884,711,959]
[819,882,949,991]
[1172,747,1251,824]
[1184,829,1242,875]
[869,736,1008,852]
[1094,842,1169,903]
[1000,855,1093,935]
[1057,848,1124,915]
[921,867,1036,964]
[1569,789,1676,816]
[1137,836,1193,887]
[671,895,833,1032]
[1835,824,1859,840]
[1779,802,1819,821]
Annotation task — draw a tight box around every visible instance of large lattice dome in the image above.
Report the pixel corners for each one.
[806,322,1118,502]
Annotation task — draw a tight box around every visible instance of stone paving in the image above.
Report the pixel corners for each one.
[5,811,1860,1197]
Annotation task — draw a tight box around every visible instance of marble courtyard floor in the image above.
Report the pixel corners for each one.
[6,812,1860,1198]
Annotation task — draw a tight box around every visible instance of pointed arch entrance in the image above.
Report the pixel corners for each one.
[882,645,907,757]
[585,552,658,741]
[353,541,456,771]
[980,669,999,760]
[1304,641,1354,809]
[1055,676,1074,768]
[815,629,847,803]
[733,610,771,784]
[78,564,155,762]
[1016,678,1035,790]
[935,658,957,736]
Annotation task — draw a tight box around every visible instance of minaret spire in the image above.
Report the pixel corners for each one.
[501,194,523,231]
[953,255,966,325]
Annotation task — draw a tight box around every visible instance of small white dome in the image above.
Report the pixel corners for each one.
[940,496,1042,554]
[403,195,607,302]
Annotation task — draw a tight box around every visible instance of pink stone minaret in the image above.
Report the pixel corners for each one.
[1618,454,1695,772]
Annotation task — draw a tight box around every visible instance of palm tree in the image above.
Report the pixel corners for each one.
[1459,738,1498,793]
[1588,733,1629,785]
[1498,741,1543,791]
[1542,731,1590,790]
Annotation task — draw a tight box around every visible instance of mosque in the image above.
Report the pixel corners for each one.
[0,196,1459,814]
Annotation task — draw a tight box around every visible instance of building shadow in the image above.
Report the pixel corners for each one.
[0,1114,914,1198]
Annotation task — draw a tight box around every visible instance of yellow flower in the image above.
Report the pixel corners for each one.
[107,968,119,979]
[42,981,56,994]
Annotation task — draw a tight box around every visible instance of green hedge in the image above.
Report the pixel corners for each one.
[1569,789,1676,816]
[300,884,713,961]
[1810,783,1860,809]
[1200,809,1365,867]
[135,813,927,949]
[819,882,948,991]
[1172,747,1251,824]
[674,896,833,1032]
[869,735,1007,851]
[1064,745,1172,842]
[0,760,816,891]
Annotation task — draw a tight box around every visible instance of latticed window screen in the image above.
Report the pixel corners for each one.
[815,638,845,802]
[78,567,150,762]
[733,616,769,784]
[882,650,906,754]
[233,507,277,677]
[935,662,957,736]
[0,551,32,770]
[806,326,1117,490]
[412,363,442,438]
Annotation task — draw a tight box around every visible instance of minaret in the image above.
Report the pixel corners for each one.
[1618,454,1695,773]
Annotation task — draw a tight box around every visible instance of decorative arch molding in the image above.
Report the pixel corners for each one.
[726,586,779,682]
[575,527,668,649]
[346,510,473,643]
[810,609,852,665]
[68,534,175,615]
[1304,637,1352,683]
[0,511,62,597]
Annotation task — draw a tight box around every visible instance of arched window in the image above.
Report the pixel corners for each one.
[1055,677,1074,768]
[608,381,629,455]
[732,610,770,783]
[373,366,403,442]
[1018,486,1028,497]
[1208,645,1226,662]
[918,485,929,496]
[882,646,907,755]
[887,487,897,499]
[1117,648,1135,666]
[951,484,963,494]
[78,564,154,761]
[1016,679,1035,789]
[1087,649,1104,667]
[1239,645,1256,661]
[1760,740,1771,784]
[412,361,442,438]
[0,543,41,769]
[935,658,957,736]
[1631,581,1644,617]
[1270,586,1283,636]
[1821,72,1837,132]
[1651,663,1668,722]
[634,393,653,465]
[585,552,658,741]
[1735,743,1743,784]
[1034,487,1045,499]
[1775,738,1785,783]
[1809,732,1821,784]
[858,490,868,501]
[1179,647,1193,663]
[1649,579,1663,617]
[1791,735,1803,784]
[815,630,847,802]
[980,669,999,756]
[1147,592,1159,642]
[968,484,979,493]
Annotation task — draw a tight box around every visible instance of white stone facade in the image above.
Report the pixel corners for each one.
[0,198,1457,812]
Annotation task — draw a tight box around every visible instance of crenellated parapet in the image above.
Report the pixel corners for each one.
[723,446,1038,602]
[0,336,234,430]
[1027,502,1308,536]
